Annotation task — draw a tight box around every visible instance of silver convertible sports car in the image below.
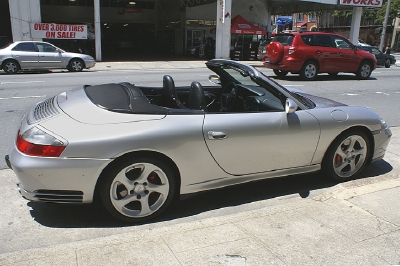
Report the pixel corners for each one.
[5,60,391,223]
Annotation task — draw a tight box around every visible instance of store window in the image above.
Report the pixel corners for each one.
[297,13,304,22]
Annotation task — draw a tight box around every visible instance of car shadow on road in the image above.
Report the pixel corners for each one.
[271,74,378,82]
[27,159,393,228]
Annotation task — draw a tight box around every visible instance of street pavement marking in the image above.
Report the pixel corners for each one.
[1,81,45,85]
[376,92,390,95]
[342,93,358,96]
[0,95,46,100]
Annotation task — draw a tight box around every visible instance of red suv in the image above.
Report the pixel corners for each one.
[263,32,377,80]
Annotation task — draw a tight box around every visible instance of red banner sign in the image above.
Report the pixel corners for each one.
[30,23,88,39]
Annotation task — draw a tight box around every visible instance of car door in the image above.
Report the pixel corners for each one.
[310,34,339,72]
[370,47,384,65]
[332,36,359,72]
[36,42,66,69]
[203,110,320,175]
[10,42,39,69]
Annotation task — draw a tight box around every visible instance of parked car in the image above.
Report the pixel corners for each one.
[257,39,271,60]
[0,41,96,74]
[356,45,396,68]
[5,59,391,223]
[263,32,377,80]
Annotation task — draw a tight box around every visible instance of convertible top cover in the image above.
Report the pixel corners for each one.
[84,83,170,114]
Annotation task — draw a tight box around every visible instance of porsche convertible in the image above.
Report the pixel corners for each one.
[5,59,391,223]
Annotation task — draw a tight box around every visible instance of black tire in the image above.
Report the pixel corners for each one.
[68,59,84,72]
[273,69,288,77]
[2,60,20,74]
[323,131,370,182]
[300,60,318,81]
[99,156,176,223]
[384,59,391,68]
[328,72,338,76]
[356,61,372,79]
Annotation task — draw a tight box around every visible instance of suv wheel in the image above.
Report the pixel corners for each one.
[300,61,318,81]
[356,61,371,79]
[273,69,288,77]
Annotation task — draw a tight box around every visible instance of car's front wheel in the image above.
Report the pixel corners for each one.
[68,59,84,72]
[2,60,20,74]
[356,61,372,79]
[300,61,318,80]
[99,156,176,223]
[385,59,391,68]
[273,69,288,77]
[323,131,370,182]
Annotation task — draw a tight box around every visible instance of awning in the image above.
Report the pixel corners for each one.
[209,15,266,35]
[230,15,266,35]
[296,22,307,28]
[276,17,293,26]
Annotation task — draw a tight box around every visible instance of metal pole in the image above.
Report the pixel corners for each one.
[94,0,102,61]
[379,0,391,51]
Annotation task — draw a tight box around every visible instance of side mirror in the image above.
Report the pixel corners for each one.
[285,98,298,114]
[208,74,221,85]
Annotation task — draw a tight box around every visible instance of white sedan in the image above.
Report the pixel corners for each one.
[0,41,95,74]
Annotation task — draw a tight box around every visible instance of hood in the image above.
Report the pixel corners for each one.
[286,87,346,108]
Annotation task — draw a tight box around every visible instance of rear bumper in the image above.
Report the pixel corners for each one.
[263,57,303,72]
[6,147,111,203]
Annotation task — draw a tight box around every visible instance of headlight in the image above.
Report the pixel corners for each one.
[379,118,388,129]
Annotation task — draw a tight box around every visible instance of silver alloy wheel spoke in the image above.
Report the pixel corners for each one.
[110,162,170,218]
[333,135,367,178]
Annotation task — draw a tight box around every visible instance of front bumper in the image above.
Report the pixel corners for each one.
[84,59,96,69]
[371,127,392,163]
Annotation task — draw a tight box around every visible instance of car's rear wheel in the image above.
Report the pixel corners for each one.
[99,156,176,223]
[68,58,84,72]
[273,69,288,77]
[2,59,20,74]
[323,131,370,182]
[384,59,391,68]
[356,61,372,79]
[300,60,318,81]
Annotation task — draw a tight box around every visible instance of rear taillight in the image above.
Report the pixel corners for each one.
[16,127,66,157]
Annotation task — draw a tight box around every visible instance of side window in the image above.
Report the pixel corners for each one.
[12,43,36,52]
[314,35,333,47]
[333,37,352,49]
[301,35,315,46]
[371,48,381,55]
[36,43,57,53]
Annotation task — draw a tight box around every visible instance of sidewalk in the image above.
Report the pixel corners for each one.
[91,60,264,71]
[0,127,398,265]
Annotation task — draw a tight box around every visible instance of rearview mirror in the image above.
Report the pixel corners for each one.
[285,98,298,114]
[208,75,221,85]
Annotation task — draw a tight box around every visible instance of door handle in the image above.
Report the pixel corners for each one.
[207,131,227,140]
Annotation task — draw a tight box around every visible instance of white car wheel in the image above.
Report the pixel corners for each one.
[324,131,369,181]
[99,157,175,222]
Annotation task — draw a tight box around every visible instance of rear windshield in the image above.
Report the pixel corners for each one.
[271,35,294,46]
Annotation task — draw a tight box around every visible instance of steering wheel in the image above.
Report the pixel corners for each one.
[220,82,238,111]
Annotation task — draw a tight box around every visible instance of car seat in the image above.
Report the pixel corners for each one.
[188,81,207,111]
[162,75,186,109]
